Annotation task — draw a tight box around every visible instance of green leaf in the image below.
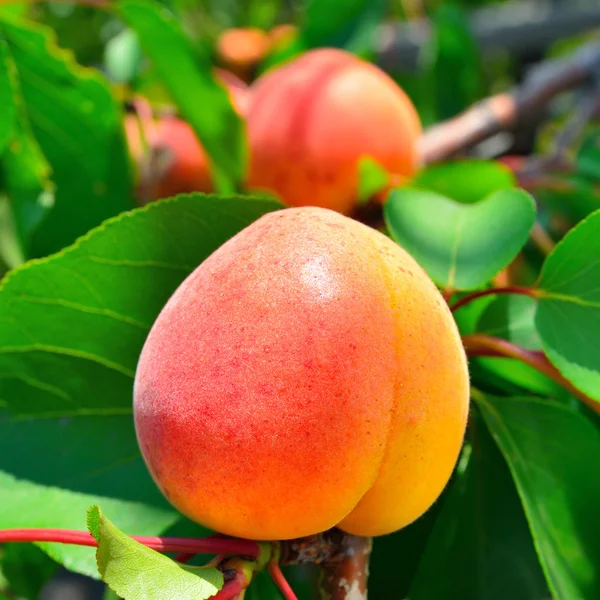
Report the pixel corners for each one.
[477,294,541,351]
[104,28,143,84]
[0,41,15,154]
[535,209,600,402]
[369,499,442,599]
[120,0,247,194]
[410,159,516,204]
[357,156,389,204]
[0,35,53,255]
[473,357,568,399]
[300,0,386,57]
[419,5,484,122]
[0,415,180,576]
[88,506,223,600]
[575,131,600,181]
[0,544,58,600]
[246,0,281,30]
[476,394,600,600]
[0,14,135,258]
[384,188,536,290]
[409,408,549,600]
[0,193,282,575]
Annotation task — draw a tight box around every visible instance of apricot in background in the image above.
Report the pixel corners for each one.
[246,48,422,215]
[125,69,248,202]
[216,27,271,82]
[134,207,469,541]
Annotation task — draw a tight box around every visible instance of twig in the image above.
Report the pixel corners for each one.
[530,221,556,255]
[419,41,600,164]
[280,529,372,600]
[450,286,537,313]
[462,333,600,416]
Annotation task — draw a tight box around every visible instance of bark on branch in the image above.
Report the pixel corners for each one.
[280,529,372,600]
[419,41,600,164]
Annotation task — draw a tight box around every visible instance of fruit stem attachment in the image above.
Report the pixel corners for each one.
[462,333,600,416]
[450,286,538,313]
[0,528,260,558]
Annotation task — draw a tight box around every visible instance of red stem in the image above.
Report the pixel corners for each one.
[211,579,244,600]
[269,561,299,600]
[463,334,600,416]
[0,529,259,558]
[450,286,537,312]
[174,552,196,563]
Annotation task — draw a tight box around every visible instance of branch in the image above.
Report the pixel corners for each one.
[463,334,600,416]
[419,41,600,164]
[280,529,372,600]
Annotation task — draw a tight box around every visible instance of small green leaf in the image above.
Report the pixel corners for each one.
[87,506,224,600]
[410,159,516,204]
[409,408,549,600]
[535,209,600,402]
[104,28,143,84]
[477,294,541,351]
[357,156,389,204]
[476,394,600,599]
[120,0,247,194]
[384,187,536,290]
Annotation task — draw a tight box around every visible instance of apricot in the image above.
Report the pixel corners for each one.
[125,69,248,202]
[246,48,422,215]
[216,27,271,82]
[134,207,469,540]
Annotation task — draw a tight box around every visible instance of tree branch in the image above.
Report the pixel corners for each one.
[419,41,600,164]
[280,529,372,600]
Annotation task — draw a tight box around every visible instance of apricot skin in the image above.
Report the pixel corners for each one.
[134,207,469,540]
[125,69,248,201]
[246,48,422,215]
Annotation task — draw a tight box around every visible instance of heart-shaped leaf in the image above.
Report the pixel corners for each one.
[476,393,600,599]
[384,187,536,290]
[88,506,223,600]
[410,159,516,204]
[535,208,600,402]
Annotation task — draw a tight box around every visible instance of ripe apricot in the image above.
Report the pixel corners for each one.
[134,207,469,540]
[216,27,271,82]
[125,69,248,202]
[246,48,422,215]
